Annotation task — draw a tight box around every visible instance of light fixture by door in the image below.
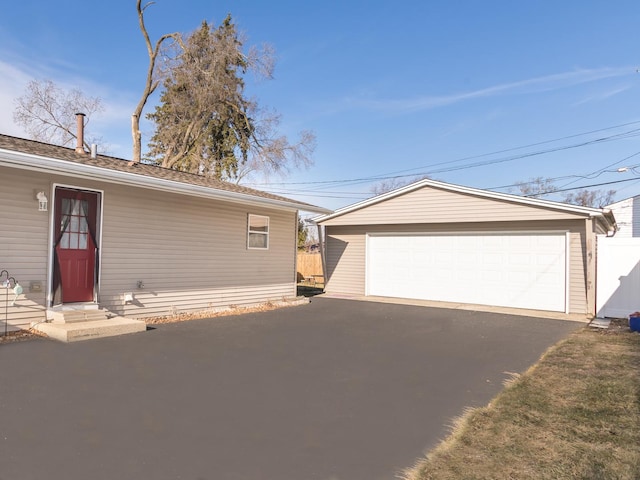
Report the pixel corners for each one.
[36,192,48,211]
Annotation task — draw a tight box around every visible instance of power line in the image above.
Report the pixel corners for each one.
[380,126,640,178]
[278,150,640,201]
[525,176,640,197]
[555,150,640,190]
[270,175,640,203]
[261,130,640,198]
[414,120,640,172]
[245,120,640,188]
[486,157,640,191]
[251,130,640,191]
[424,129,640,176]
[612,178,640,196]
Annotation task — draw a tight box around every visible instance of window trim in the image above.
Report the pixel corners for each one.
[247,214,270,250]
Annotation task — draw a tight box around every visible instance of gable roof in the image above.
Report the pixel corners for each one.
[0,134,331,214]
[606,194,640,209]
[313,177,616,227]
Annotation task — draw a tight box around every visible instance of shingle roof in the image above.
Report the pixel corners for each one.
[0,133,326,212]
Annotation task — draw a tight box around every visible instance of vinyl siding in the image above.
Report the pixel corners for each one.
[608,197,639,238]
[97,183,297,317]
[322,186,587,226]
[325,229,366,295]
[325,220,588,314]
[0,165,298,326]
[0,167,50,329]
[632,197,640,237]
[568,227,586,313]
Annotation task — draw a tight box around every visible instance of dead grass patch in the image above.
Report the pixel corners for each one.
[0,328,47,344]
[402,323,640,480]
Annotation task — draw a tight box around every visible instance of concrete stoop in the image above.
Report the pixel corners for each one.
[35,308,146,342]
[47,307,110,324]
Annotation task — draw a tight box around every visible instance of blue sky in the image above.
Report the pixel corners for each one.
[1,1,640,213]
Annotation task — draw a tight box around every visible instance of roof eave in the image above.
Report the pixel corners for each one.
[598,209,617,232]
[314,177,612,223]
[0,148,332,214]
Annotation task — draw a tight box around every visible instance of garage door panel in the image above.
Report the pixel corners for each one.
[482,252,502,265]
[367,233,566,312]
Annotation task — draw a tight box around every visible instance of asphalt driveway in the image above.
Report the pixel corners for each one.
[0,297,581,480]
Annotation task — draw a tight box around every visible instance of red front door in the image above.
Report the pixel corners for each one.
[54,189,98,303]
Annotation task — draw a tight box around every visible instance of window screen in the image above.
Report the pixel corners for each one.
[248,214,269,249]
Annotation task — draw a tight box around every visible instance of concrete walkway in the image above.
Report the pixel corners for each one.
[321,292,589,322]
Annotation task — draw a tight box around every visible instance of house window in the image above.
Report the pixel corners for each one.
[248,214,269,249]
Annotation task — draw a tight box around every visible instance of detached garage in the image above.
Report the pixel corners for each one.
[314,179,616,316]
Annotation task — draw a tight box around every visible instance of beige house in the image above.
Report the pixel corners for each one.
[0,134,329,332]
[314,179,616,316]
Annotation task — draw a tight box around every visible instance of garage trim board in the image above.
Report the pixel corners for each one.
[365,231,570,313]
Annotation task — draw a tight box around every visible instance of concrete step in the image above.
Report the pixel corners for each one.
[34,316,147,343]
[49,308,110,324]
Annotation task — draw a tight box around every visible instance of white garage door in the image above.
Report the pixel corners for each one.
[367,233,567,312]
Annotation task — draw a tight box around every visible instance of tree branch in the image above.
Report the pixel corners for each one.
[132,0,182,162]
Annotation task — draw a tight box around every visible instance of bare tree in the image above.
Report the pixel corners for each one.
[514,177,558,197]
[132,0,181,163]
[514,176,615,207]
[297,217,308,250]
[234,118,316,183]
[13,79,104,150]
[146,17,314,181]
[370,175,429,196]
[563,189,616,208]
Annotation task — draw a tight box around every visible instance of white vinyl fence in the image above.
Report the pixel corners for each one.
[596,236,640,318]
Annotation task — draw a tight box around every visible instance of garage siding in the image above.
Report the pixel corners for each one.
[321,187,587,226]
[325,229,366,295]
[324,220,588,314]
[569,229,586,314]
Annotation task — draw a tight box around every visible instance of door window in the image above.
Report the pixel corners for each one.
[59,198,89,250]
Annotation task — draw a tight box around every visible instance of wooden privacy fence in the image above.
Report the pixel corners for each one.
[296,252,323,285]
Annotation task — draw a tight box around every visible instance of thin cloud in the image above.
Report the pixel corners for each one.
[0,60,32,135]
[357,67,634,113]
[573,85,631,106]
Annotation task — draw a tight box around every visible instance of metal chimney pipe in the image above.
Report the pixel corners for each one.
[75,113,86,154]
[90,143,97,159]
